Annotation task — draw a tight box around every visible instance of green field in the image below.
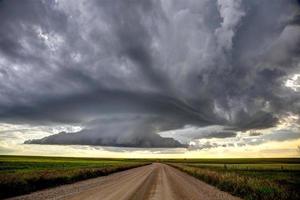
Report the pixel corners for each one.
[166,158,300,200]
[1,156,300,200]
[0,155,149,199]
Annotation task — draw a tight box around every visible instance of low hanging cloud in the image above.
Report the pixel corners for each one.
[0,0,300,148]
[25,116,186,148]
[159,125,237,144]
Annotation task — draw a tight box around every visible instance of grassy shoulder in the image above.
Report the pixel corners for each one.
[0,155,150,199]
[169,159,300,200]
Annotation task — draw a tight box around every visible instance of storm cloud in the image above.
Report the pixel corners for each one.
[0,0,300,148]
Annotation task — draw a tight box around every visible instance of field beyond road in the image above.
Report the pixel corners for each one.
[0,155,149,199]
[1,156,300,200]
[167,158,300,200]
[7,163,240,200]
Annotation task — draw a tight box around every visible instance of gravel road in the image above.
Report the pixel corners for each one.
[8,163,241,200]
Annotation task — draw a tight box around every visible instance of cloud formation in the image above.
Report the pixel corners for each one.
[25,116,186,147]
[0,0,299,148]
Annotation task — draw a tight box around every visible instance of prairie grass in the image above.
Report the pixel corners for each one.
[171,162,300,200]
[0,155,149,199]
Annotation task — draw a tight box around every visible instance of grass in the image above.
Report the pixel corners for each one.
[0,155,149,199]
[168,158,300,200]
[1,156,300,200]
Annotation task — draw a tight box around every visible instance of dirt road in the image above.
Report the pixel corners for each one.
[9,163,241,200]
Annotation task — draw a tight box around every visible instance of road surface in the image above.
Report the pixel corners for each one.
[9,163,241,200]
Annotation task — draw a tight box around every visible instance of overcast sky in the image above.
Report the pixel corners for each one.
[0,0,300,157]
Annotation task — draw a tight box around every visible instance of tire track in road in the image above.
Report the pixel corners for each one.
[9,163,241,200]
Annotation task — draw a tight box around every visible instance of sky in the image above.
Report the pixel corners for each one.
[0,0,300,158]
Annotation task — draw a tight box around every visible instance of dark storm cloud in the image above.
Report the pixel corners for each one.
[0,0,300,147]
[203,131,237,139]
[263,130,300,142]
[25,116,187,148]
[240,129,300,147]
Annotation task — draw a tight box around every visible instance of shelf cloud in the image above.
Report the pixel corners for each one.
[0,0,299,148]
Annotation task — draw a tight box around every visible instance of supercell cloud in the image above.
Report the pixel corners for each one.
[0,0,300,148]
